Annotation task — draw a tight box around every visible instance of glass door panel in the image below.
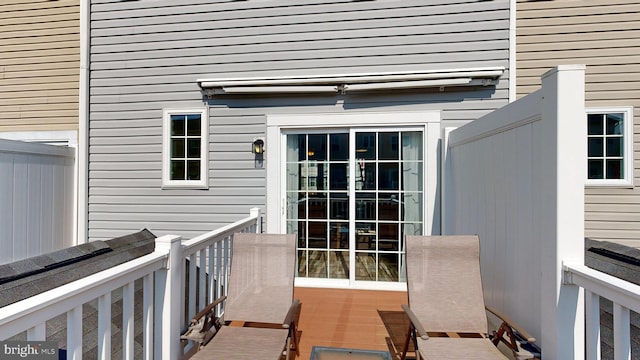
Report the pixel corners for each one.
[353,131,423,282]
[287,129,423,284]
[288,133,350,280]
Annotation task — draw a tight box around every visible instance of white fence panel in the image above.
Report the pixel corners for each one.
[0,139,75,264]
[445,65,586,360]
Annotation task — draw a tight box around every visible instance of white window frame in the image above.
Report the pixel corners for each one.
[162,108,209,189]
[585,107,634,187]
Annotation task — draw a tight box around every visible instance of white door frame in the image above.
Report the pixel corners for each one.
[265,111,441,290]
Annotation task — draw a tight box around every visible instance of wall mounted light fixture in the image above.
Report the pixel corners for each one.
[252,138,265,154]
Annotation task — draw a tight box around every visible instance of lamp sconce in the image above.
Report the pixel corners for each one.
[252,138,265,155]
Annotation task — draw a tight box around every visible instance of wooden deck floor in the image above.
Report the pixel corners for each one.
[293,287,410,360]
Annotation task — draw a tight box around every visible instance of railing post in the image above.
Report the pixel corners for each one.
[154,235,182,360]
[250,207,262,233]
[539,65,586,360]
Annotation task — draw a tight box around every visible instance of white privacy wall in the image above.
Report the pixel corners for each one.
[444,65,586,360]
[0,139,75,264]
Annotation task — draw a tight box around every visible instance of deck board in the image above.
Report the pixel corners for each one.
[293,287,409,359]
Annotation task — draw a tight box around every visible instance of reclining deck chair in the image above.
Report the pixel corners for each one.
[190,233,301,360]
[401,235,536,360]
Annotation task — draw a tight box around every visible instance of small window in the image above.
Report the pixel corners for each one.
[163,108,208,188]
[586,107,633,187]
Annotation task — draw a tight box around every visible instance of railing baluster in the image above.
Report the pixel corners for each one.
[215,241,223,315]
[27,323,45,341]
[250,207,261,233]
[98,292,111,359]
[199,248,206,311]
[189,252,197,319]
[67,306,83,360]
[613,303,631,360]
[123,282,134,360]
[143,274,153,360]
[223,236,231,301]
[208,244,214,304]
[585,290,600,360]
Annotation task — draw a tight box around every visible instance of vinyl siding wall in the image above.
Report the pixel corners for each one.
[89,0,510,240]
[517,0,640,248]
[0,0,80,132]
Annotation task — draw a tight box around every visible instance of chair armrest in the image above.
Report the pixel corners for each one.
[189,296,227,325]
[401,304,429,340]
[282,299,302,329]
[485,305,536,343]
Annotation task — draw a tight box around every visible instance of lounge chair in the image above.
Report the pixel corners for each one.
[190,233,301,360]
[401,235,536,360]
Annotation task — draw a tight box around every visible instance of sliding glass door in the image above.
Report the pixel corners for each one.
[286,129,424,285]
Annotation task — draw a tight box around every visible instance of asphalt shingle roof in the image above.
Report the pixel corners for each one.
[0,229,156,357]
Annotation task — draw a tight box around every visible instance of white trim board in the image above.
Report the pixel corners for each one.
[0,130,77,147]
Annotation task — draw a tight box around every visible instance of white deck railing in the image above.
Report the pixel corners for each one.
[1,208,640,359]
[0,251,166,359]
[564,263,640,360]
[181,208,262,337]
[0,208,261,360]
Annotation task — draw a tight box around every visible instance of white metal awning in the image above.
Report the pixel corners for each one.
[197,67,505,95]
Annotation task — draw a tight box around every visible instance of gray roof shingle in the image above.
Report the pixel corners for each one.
[0,229,157,357]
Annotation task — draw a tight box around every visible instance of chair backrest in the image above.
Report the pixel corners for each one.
[224,233,296,324]
[405,235,488,334]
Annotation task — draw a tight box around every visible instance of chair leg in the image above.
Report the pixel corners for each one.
[285,337,291,360]
[400,325,414,360]
[290,324,300,357]
[492,321,519,357]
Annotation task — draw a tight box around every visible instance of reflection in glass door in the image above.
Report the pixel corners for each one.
[286,129,423,283]
[287,133,350,280]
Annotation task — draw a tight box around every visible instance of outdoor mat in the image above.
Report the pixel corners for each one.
[377,310,415,359]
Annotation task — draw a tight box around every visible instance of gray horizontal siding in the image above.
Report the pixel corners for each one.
[89,1,505,30]
[91,26,508,53]
[90,0,508,79]
[88,0,510,240]
[89,55,506,83]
